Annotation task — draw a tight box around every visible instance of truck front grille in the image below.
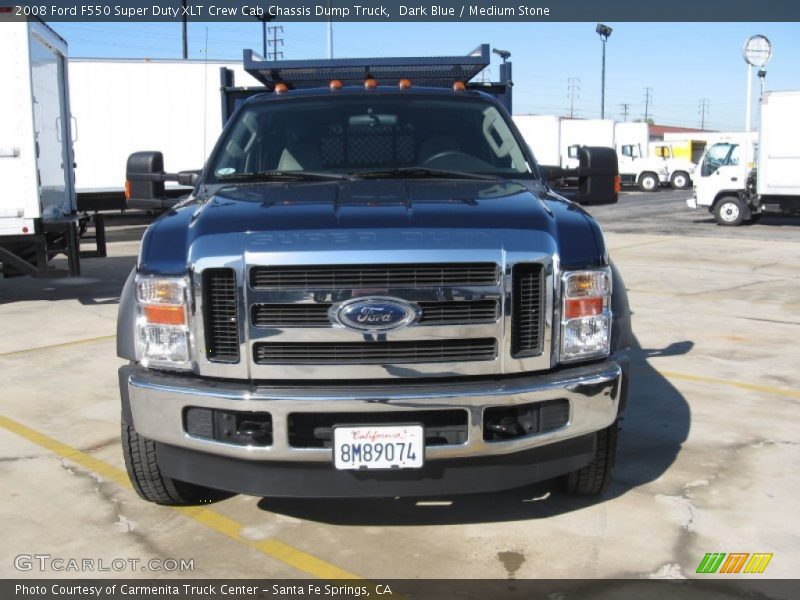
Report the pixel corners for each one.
[250,263,499,290]
[202,268,240,362]
[250,299,499,328]
[511,263,545,357]
[253,338,497,365]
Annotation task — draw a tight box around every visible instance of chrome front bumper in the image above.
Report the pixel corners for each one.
[123,360,624,463]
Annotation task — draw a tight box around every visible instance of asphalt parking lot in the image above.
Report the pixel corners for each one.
[1,189,798,579]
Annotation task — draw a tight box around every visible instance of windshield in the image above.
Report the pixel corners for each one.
[701,143,739,177]
[207,95,534,182]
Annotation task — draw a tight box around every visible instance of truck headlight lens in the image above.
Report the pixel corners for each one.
[135,275,191,369]
[560,268,612,362]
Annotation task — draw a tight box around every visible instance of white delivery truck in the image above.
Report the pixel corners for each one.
[68,58,254,211]
[0,21,104,278]
[513,115,695,191]
[687,90,800,226]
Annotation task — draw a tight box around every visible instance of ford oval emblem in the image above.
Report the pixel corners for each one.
[332,297,419,332]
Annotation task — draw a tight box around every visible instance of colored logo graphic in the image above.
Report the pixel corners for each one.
[696,553,773,574]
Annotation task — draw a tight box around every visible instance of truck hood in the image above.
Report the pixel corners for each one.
[138,179,607,274]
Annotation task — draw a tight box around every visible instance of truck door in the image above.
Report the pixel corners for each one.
[29,29,73,220]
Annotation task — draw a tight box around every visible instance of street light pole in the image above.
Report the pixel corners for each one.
[596,24,612,120]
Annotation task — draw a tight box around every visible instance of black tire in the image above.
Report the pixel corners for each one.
[713,196,746,226]
[561,421,618,496]
[670,171,690,190]
[638,172,659,192]
[121,420,218,505]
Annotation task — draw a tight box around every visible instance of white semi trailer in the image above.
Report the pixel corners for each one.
[687,91,800,226]
[68,58,255,211]
[0,21,104,278]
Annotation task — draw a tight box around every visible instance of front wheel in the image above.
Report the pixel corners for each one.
[638,172,659,192]
[122,420,220,505]
[561,421,618,496]
[670,171,691,190]
[713,196,746,226]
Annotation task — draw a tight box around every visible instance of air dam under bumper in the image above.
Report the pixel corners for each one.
[121,360,625,497]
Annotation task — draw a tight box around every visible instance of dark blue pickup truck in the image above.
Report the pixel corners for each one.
[118,46,631,504]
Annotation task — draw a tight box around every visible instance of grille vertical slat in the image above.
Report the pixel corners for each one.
[203,268,240,362]
[511,263,545,357]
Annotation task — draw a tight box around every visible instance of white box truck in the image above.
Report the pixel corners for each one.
[0,20,103,278]
[68,58,254,211]
[687,91,800,225]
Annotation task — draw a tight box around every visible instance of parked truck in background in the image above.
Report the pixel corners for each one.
[514,116,695,192]
[118,46,631,504]
[687,91,800,226]
[0,21,104,279]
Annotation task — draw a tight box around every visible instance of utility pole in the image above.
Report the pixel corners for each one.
[267,25,284,61]
[181,0,188,59]
[643,87,653,122]
[567,78,580,118]
[698,98,710,130]
[619,103,631,122]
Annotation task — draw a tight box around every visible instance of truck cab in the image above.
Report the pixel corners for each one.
[687,134,757,225]
[118,49,631,504]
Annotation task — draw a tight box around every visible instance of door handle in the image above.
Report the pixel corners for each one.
[731,177,738,182]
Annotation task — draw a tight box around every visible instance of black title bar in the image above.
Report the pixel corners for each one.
[3,0,800,22]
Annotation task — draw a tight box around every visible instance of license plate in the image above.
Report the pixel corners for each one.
[333,424,424,470]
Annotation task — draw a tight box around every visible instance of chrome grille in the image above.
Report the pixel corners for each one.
[417,300,499,325]
[202,268,240,362]
[251,304,331,328]
[253,339,497,365]
[250,300,499,328]
[250,263,499,290]
[511,263,545,357]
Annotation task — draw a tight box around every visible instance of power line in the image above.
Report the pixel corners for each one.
[267,25,284,61]
[567,78,580,118]
[619,103,631,122]
[643,87,653,122]
[698,98,710,131]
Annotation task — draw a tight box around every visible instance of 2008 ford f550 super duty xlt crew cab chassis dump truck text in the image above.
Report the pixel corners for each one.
[117,47,631,504]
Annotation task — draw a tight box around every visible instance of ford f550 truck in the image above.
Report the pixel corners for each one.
[118,48,632,504]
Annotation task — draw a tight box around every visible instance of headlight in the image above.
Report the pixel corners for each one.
[135,275,192,370]
[560,268,612,362]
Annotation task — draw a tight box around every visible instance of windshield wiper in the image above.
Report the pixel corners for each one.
[352,167,500,181]
[216,170,353,182]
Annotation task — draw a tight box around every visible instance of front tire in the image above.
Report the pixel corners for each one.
[561,421,618,496]
[122,420,219,505]
[638,172,659,192]
[670,171,690,190]
[713,196,746,226]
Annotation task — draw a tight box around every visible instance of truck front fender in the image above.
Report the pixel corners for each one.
[116,268,137,361]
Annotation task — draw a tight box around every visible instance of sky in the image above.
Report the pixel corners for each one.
[53,21,800,131]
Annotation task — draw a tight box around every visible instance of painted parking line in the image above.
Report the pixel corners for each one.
[0,414,361,580]
[0,334,117,358]
[657,370,800,400]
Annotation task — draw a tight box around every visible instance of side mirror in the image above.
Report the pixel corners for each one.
[567,145,579,159]
[575,146,619,205]
[125,152,199,210]
[126,151,165,203]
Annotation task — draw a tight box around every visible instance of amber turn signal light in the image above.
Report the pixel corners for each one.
[144,305,186,325]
